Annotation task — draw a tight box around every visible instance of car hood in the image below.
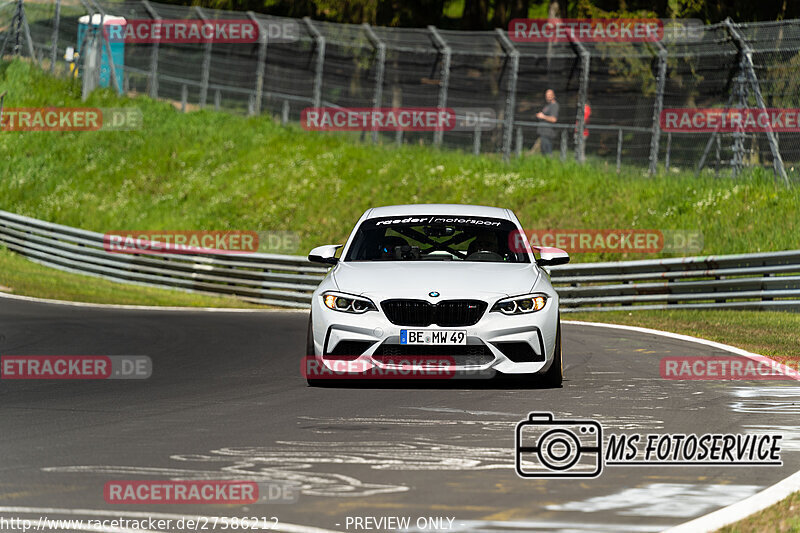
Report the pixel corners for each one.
[331,261,540,302]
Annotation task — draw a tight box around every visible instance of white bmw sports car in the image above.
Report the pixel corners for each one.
[305,204,569,386]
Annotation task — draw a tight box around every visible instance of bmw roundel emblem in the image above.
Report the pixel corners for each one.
[429,291,440,298]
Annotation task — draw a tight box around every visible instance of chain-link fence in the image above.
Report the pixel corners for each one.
[3,0,800,183]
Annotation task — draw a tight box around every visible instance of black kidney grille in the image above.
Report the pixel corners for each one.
[381,299,487,327]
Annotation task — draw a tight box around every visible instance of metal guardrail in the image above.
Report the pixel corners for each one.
[0,209,327,308]
[1,209,799,312]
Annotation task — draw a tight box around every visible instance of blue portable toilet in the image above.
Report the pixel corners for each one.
[77,14,126,93]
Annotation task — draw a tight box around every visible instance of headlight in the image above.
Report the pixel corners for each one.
[322,292,377,314]
[491,294,547,315]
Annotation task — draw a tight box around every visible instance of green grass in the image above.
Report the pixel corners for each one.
[717,490,800,532]
[568,309,800,364]
[0,59,798,266]
[0,246,262,307]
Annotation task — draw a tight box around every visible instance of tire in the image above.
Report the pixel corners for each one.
[541,316,563,388]
[305,313,324,387]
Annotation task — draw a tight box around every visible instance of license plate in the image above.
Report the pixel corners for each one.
[400,329,467,345]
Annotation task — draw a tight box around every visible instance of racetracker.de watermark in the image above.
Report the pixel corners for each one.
[104,480,298,504]
[509,229,703,254]
[302,107,455,132]
[104,231,259,255]
[508,18,703,43]
[661,355,800,380]
[1,356,151,379]
[0,108,142,131]
[509,18,662,42]
[660,108,800,132]
[302,356,495,380]
[102,19,299,43]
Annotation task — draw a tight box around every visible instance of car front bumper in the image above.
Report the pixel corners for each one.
[309,294,559,377]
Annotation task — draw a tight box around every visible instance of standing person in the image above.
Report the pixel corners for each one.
[533,89,559,156]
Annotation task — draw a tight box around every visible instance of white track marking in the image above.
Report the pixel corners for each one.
[405,519,666,532]
[0,507,341,533]
[563,320,800,532]
[545,483,761,518]
[662,469,800,532]
[0,291,307,313]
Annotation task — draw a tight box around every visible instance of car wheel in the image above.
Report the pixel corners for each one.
[541,316,562,388]
[305,313,324,387]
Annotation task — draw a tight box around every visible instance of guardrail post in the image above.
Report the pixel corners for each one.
[50,0,61,74]
[363,23,386,145]
[303,17,325,109]
[428,25,451,147]
[495,28,519,162]
[648,41,667,175]
[248,11,268,116]
[195,7,212,108]
[724,18,789,186]
[142,0,160,98]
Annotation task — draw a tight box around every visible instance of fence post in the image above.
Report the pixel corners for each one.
[665,132,672,171]
[214,89,221,110]
[13,0,21,56]
[0,91,6,128]
[248,11,267,116]
[50,0,61,74]
[86,0,121,94]
[142,0,160,98]
[473,122,481,155]
[730,52,748,177]
[363,23,386,145]
[560,129,567,161]
[616,128,623,173]
[724,18,789,186]
[428,25,451,147]
[81,19,100,100]
[303,17,325,109]
[20,0,38,65]
[495,28,519,162]
[515,127,523,157]
[282,100,289,124]
[570,39,590,164]
[195,7,212,108]
[648,41,667,175]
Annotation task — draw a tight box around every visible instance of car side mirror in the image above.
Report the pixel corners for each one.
[308,244,342,265]
[532,245,570,266]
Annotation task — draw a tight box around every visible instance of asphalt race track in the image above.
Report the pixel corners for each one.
[1,296,798,532]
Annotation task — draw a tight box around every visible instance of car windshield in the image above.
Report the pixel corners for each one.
[344,215,529,263]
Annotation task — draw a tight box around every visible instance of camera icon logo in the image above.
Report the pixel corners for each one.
[515,412,603,478]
